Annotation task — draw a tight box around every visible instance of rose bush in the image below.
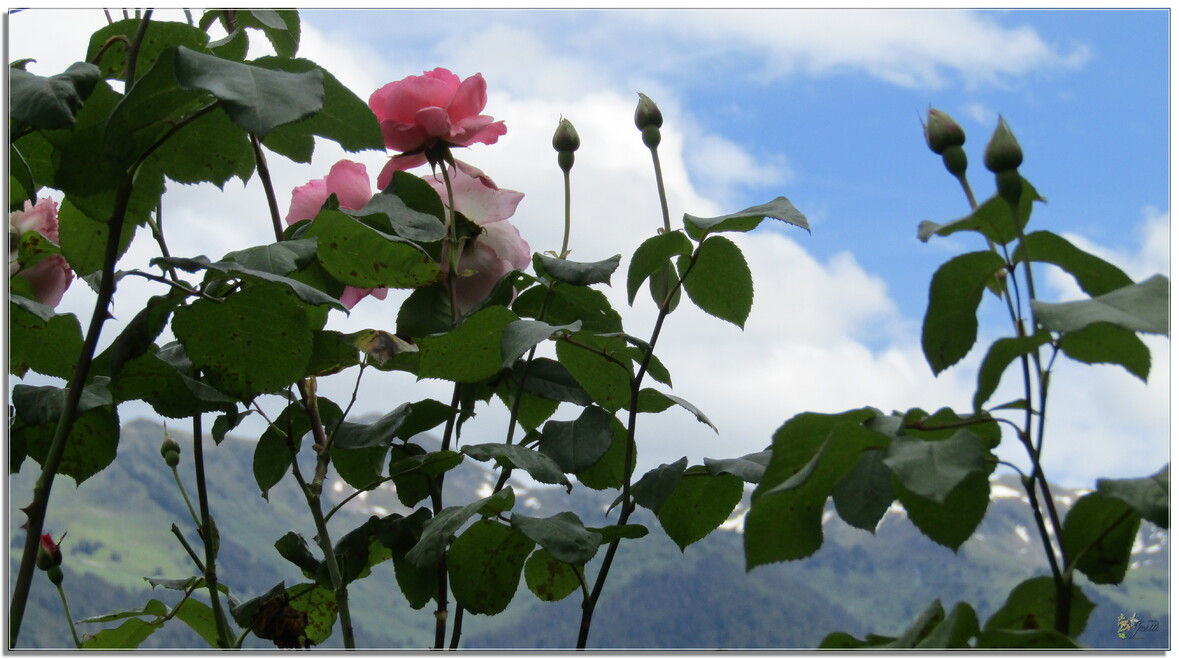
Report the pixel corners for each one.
[368,67,507,188]
[9,197,72,307]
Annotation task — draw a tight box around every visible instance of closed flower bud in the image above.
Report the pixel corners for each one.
[984,116,1023,173]
[552,118,580,153]
[36,533,63,571]
[634,93,663,130]
[941,145,968,179]
[47,565,64,586]
[160,437,181,467]
[923,108,965,155]
[641,125,661,149]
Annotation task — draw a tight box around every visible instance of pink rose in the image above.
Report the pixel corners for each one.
[9,198,72,308]
[426,161,529,314]
[369,68,507,189]
[285,160,387,310]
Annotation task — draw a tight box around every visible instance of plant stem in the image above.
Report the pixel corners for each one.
[560,168,573,257]
[250,129,357,649]
[10,14,156,645]
[171,466,201,528]
[577,245,696,649]
[191,414,234,649]
[647,146,671,233]
[170,523,206,574]
[53,582,81,648]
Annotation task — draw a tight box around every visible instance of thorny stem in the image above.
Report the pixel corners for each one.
[251,129,356,649]
[10,15,154,644]
[577,244,698,649]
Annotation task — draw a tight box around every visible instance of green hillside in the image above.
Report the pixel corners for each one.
[8,418,1168,649]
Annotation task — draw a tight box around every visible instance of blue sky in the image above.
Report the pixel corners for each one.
[9,9,1171,489]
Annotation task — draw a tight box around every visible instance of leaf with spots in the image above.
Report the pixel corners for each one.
[447,520,535,615]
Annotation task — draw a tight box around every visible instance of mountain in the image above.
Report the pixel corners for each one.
[8,418,1168,649]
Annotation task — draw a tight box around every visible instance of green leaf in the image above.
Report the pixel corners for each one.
[109,349,238,419]
[1096,465,1168,528]
[57,197,138,278]
[13,381,119,484]
[463,443,572,491]
[101,45,211,169]
[501,319,582,368]
[394,552,435,610]
[1013,230,1134,297]
[883,431,987,504]
[80,598,169,623]
[236,10,301,58]
[539,405,615,473]
[627,230,693,306]
[1034,275,1169,336]
[142,105,254,188]
[1062,492,1140,585]
[703,450,771,484]
[9,301,83,379]
[683,196,809,242]
[350,189,447,244]
[983,576,1095,638]
[631,457,688,513]
[86,18,209,81]
[574,414,633,491]
[917,601,980,649]
[299,210,443,290]
[515,281,622,333]
[554,333,632,412]
[918,178,1043,245]
[637,390,717,431]
[417,305,518,382]
[746,409,889,567]
[10,143,36,207]
[882,598,946,648]
[172,598,220,648]
[208,27,249,61]
[1058,322,1151,381]
[894,470,990,551]
[275,532,321,576]
[678,235,753,328]
[10,62,101,130]
[922,250,1007,374]
[407,490,511,568]
[658,470,744,550]
[81,618,164,649]
[524,548,582,602]
[253,399,342,499]
[831,449,895,532]
[285,582,337,647]
[332,446,387,492]
[536,253,621,287]
[509,357,592,406]
[173,46,323,138]
[510,512,601,565]
[255,56,384,161]
[976,628,1080,649]
[172,284,314,400]
[333,403,414,449]
[973,332,1052,411]
[447,520,534,615]
[588,524,650,543]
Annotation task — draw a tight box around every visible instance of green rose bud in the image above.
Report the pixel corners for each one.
[641,125,661,149]
[923,108,966,155]
[160,437,181,468]
[47,565,64,586]
[634,93,663,130]
[941,145,968,179]
[552,117,580,153]
[984,116,1023,173]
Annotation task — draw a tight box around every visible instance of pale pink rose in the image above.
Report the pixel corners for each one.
[285,160,373,224]
[285,160,387,309]
[369,68,507,190]
[426,161,529,314]
[10,197,72,307]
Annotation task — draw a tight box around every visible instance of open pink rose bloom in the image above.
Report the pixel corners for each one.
[9,197,73,308]
[285,160,388,310]
[369,68,507,189]
[426,161,529,314]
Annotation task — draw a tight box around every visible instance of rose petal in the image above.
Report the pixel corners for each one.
[324,160,372,211]
[286,179,329,225]
[376,154,429,190]
[448,73,489,123]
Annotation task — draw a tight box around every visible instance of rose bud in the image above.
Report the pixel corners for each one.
[36,533,63,571]
[923,108,965,155]
[634,93,663,130]
[984,116,1023,173]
